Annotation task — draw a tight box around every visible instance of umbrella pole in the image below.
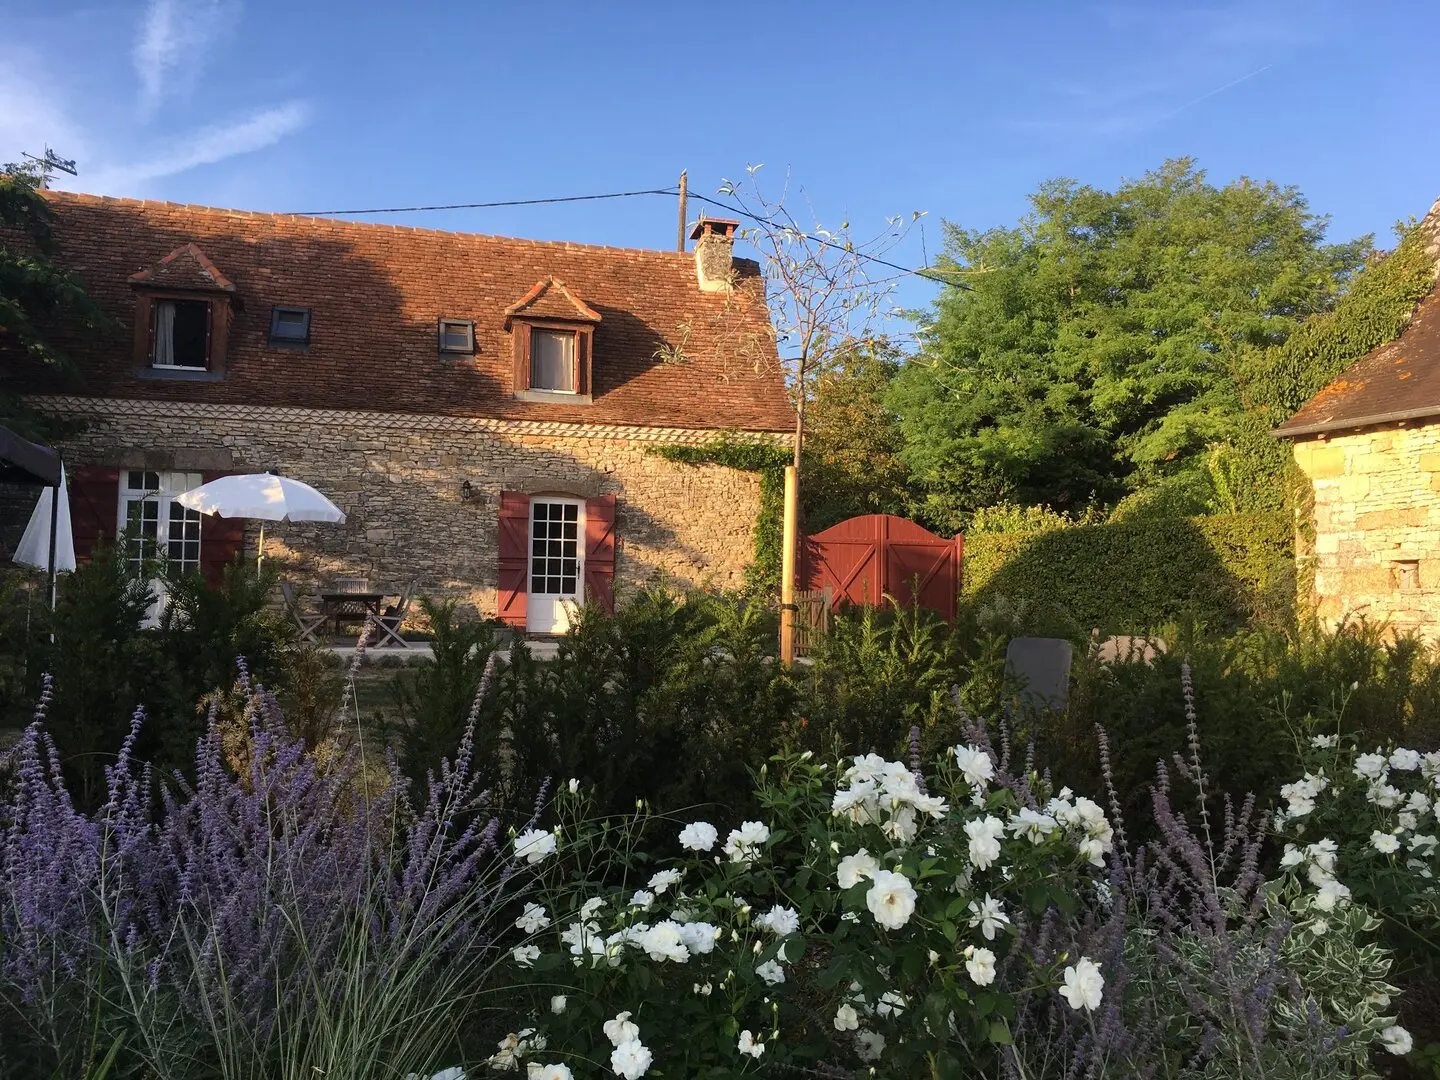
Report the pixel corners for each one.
[257,521,265,572]
[46,473,59,612]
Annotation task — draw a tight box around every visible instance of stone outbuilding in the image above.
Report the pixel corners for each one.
[1276,200,1440,637]
[3,194,791,634]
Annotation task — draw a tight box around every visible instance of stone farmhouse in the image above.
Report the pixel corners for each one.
[1276,198,1440,637]
[8,192,792,633]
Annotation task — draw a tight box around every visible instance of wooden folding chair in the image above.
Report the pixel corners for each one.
[372,582,414,648]
[281,582,327,645]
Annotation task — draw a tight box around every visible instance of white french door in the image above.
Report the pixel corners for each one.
[117,470,203,626]
[526,497,584,633]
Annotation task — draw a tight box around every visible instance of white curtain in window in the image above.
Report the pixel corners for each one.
[530,330,575,391]
[153,301,176,367]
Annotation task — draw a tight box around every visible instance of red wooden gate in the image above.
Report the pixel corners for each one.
[800,514,964,622]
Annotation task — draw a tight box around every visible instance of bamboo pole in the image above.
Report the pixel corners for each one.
[780,464,798,665]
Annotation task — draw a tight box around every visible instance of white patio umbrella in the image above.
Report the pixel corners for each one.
[13,463,77,603]
[175,473,346,569]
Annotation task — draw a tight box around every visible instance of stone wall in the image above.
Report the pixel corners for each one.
[1293,423,1440,636]
[29,396,770,617]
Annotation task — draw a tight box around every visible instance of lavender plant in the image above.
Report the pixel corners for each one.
[0,655,534,1080]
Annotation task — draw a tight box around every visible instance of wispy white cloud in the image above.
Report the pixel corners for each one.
[75,101,311,194]
[134,0,240,112]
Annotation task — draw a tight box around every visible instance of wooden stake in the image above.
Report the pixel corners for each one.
[677,170,688,252]
[780,464,798,665]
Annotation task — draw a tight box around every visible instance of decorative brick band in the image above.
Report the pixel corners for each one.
[29,395,786,447]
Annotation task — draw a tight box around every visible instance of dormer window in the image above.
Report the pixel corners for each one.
[269,306,311,347]
[530,328,577,391]
[503,278,601,403]
[129,243,236,380]
[438,318,475,355]
[152,299,212,369]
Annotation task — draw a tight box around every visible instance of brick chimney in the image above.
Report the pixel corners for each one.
[689,217,740,293]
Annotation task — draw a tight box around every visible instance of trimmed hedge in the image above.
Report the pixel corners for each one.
[964,512,1293,633]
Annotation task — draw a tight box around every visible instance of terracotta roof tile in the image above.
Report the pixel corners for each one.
[1274,282,1440,437]
[128,242,236,292]
[503,278,602,325]
[13,191,794,433]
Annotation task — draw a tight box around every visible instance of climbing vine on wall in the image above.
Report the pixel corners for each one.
[1229,219,1440,513]
[652,435,790,592]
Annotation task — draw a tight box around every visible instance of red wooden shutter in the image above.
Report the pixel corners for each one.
[584,494,616,615]
[68,466,120,563]
[497,490,530,628]
[199,470,245,587]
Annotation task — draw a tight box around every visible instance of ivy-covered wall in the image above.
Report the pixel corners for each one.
[964,513,1294,634]
[652,436,790,591]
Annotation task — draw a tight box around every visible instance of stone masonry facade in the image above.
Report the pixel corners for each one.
[1293,424,1440,636]
[37,396,767,617]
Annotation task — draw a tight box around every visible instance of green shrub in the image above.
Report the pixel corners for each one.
[964,513,1293,634]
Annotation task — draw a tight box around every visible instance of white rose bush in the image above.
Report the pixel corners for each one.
[486,741,1115,1078]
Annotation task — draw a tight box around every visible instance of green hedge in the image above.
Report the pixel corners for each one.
[964,512,1293,633]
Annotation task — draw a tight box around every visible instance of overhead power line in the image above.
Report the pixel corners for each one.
[282,183,966,289]
[286,187,678,217]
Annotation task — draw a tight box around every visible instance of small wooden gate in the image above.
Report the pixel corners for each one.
[800,514,964,622]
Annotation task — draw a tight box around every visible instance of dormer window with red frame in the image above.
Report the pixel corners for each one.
[504,278,601,403]
[128,243,237,380]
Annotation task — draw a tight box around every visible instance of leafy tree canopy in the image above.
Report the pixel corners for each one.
[0,161,108,436]
[888,158,1373,527]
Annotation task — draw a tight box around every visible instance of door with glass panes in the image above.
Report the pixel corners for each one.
[117,471,203,623]
[526,498,583,633]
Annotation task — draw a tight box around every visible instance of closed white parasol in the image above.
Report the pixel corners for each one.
[175,473,346,568]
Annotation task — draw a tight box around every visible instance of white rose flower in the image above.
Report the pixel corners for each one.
[837,849,880,888]
[737,1030,765,1059]
[648,868,683,894]
[1369,782,1404,809]
[1059,958,1104,1012]
[968,894,1010,941]
[550,995,567,1015]
[723,821,771,864]
[755,959,786,985]
[965,816,1006,870]
[855,1031,886,1062]
[531,1067,572,1080]
[515,903,551,933]
[1410,833,1439,855]
[833,1003,860,1031]
[678,821,718,851]
[1310,734,1338,748]
[965,945,997,986]
[677,921,721,955]
[1307,838,1339,872]
[1354,752,1388,780]
[514,829,557,864]
[630,889,655,910]
[610,1040,652,1080]
[1381,1025,1413,1056]
[1008,807,1058,844]
[1371,831,1401,854]
[637,921,690,963]
[1390,748,1422,772]
[1312,877,1351,912]
[567,778,580,794]
[603,1012,640,1047]
[756,905,801,937]
[865,868,918,930]
[953,744,996,788]
[512,945,540,967]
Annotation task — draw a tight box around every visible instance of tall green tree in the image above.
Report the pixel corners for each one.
[889,159,1372,528]
[801,341,912,530]
[0,160,108,437]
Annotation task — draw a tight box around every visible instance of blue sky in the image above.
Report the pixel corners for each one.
[3,0,1438,318]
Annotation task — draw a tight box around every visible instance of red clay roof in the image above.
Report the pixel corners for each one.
[128,242,236,292]
[1274,281,1440,437]
[13,191,792,432]
[504,278,602,325]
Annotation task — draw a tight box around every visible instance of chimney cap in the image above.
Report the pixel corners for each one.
[688,216,740,241]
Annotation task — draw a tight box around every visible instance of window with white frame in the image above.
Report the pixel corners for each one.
[117,470,204,576]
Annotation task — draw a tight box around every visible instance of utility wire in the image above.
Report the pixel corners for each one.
[686,191,968,289]
[286,187,678,217]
